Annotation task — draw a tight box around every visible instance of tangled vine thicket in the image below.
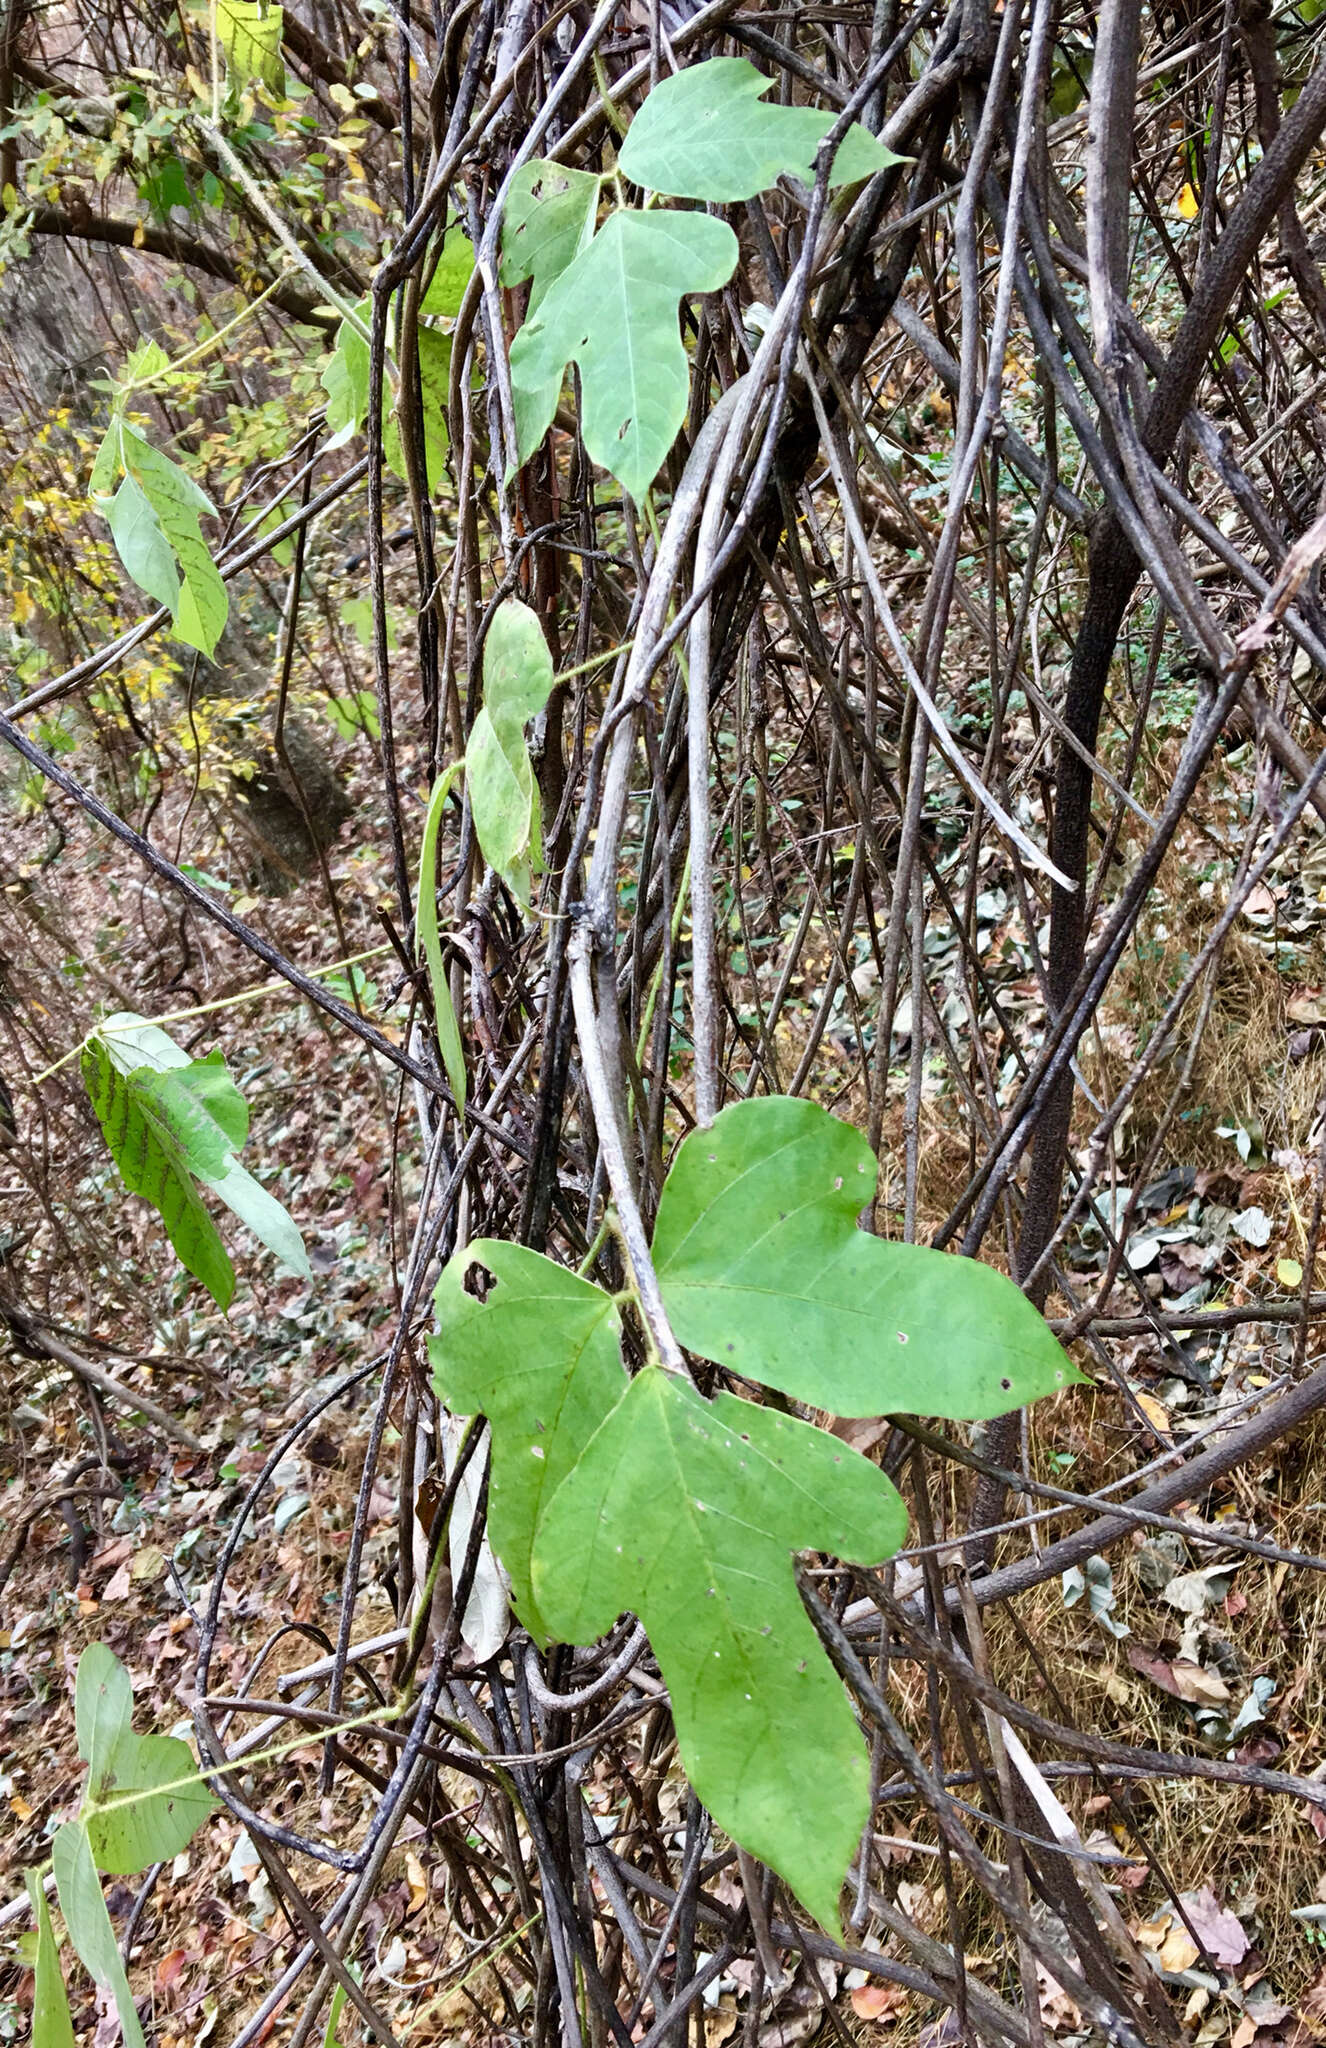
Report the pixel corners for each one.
[12,0,1326,2039]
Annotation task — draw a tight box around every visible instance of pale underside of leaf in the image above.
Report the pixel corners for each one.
[500,159,601,314]
[508,207,738,501]
[105,473,180,616]
[429,1240,627,1643]
[482,598,556,725]
[617,57,900,204]
[85,1732,215,1874]
[533,1370,907,1935]
[652,1096,1083,1419]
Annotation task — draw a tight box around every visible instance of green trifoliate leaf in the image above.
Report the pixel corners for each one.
[508,207,738,500]
[653,1096,1083,1419]
[52,1822,143,2048]
[618,57,904,204]
[534,1369,906,1934]
[466,599,556,905]
[215,0,286,95]
[25,1871,75,2048]
[429,1241,627,1644]
[416,760,467,1109]
[107,425,227,657]
[500,160,600,314]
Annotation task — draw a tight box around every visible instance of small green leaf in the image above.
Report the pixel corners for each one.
[89,426,120,501]
[81,1035,235,1309]
[321,303,370,446]
[115,427,227,657]
[500,160,600,314]
[508,207,738,500]
[421,226,475,318]
[105,474,180,616]
[26,1873,75,2048]
[82,1013,308,1304]
[215,0,286,94]
[617,58,903,204]
[384,325,451,487]
[653,1097,1082,1418]
[74,1643,133,1785]
[483,597,556,724]
[416,760,468,1110]
[52,1822,144,2048]
[429,1241,627,1643]
[465,601,555,905]
[534,1369,906,1933]
[321,689,382,740]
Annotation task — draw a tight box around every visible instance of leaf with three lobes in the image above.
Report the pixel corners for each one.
[652,1096,1084,1418]
[113,427,227,657]
[500,160,600,314]
[508,207,738,500]
[618,57,903,203]
[384,325,452,487]
[534,1369,907,1934]
[416,760,468,1110]
[26,1872,75,2048]
[466,599,556,904]
[215,0,286,94]
[429,1241,627,1644]
[52,1823,143,2048]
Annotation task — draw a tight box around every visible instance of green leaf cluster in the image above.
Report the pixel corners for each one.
[91,422,228,657]
[431,1095,1081,1932]
[501,58,905,500]
[33,1646,216,2048]
[81,1011,311,1309]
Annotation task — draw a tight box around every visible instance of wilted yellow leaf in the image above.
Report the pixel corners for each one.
[1135,1392,1171,1434]
[1177,182,1199,219]
[1278,1257,1304,1287]
[405,1848,428,1911]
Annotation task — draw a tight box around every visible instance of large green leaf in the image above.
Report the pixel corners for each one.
[52,1823,143,2048]
[416,760,468,1111]
[215,0,286,94]
[26,1872,75,2048]
[618,57,903,203]
[113,427,227,657]
[429,1240,627,1643]
[466,599,556,905]
[74,1643,133,1788]
[508,207,737,500]
[500,160,600,314]
[652,1097,1083,1418]
[534,1370,906,1933]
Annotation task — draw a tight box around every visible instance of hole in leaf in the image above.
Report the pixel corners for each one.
[464,1259,495,1301]
[896,1331,909,1345]
[1000,1377,1012,1391]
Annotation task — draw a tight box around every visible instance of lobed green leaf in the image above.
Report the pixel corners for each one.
[653,1096,1085,1419]
[500,160,600,314]
[618,57,904,204]
[534,1369,907,1934]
